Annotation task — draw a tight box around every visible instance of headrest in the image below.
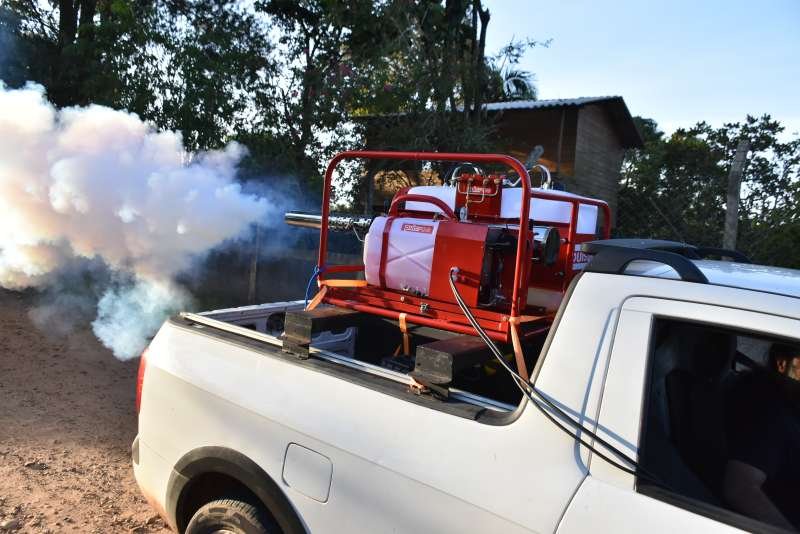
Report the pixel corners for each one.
[658,322,736,381]
[690,330,736,381]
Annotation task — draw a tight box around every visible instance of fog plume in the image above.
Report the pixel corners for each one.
[0,82,272,358]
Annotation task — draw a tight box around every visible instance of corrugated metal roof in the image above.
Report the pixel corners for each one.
[480,95,642,148]
[482,96,623,111]
[356,95,643,148]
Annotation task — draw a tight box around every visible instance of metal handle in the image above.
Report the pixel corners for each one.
[388,194,458,220]
[448,163,484,185]
[530,164,552,189]
[508,163,552,189]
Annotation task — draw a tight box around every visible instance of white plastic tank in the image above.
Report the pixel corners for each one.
[406,185,599,234]
[363,216,440,295]
[501,188,599,234]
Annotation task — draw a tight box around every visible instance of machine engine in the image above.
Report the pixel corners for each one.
[360,172,604,313]
[285,152,611,350]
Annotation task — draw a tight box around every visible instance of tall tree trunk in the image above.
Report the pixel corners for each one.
[435,0,460,115]
[248,225,261,304]
[58,0,78,47]
[78,0,97,40]
[472,1,489,125]
[464,2,481,117]
[464,3,478,117]
[52,0,80,106]
[723,139,750,250]
[298,38,315,170]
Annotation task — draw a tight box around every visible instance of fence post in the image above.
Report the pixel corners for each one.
[722,139,750,251]
[248,224,261,304]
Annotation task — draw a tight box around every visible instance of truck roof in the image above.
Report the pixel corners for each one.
[624,259,800,299]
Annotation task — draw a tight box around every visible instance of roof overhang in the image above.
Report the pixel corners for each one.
[483,96,643,149]
[354,95,644,149]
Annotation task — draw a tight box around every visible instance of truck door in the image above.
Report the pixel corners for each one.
[557,296,800,533]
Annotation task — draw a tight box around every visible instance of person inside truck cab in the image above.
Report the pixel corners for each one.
[771,344,800,380]
[723,343,800,531]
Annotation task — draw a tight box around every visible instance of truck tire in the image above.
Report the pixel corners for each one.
[185,498,278,534]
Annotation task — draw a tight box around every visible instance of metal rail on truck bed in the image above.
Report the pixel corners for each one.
[179,311,516,413]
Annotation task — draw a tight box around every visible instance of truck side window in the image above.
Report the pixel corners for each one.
[638,319,800,532]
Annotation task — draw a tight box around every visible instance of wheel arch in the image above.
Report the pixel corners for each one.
[166,446,306,534]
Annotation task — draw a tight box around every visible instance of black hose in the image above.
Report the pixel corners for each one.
[447,267,664,485]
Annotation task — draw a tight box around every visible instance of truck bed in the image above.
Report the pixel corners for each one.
[180,301,520,420]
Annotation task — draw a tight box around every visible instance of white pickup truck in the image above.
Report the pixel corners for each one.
[133,241,800,534]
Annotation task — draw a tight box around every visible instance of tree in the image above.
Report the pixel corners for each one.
[1,0,166,113]
[348,1,496,132]
[253,0,543,203]
[254,0,375,177]
[485,36,550,102]
[1,0,275,151]
[2,0,545,194]
[156,0,274,151]
[618,115,800,268]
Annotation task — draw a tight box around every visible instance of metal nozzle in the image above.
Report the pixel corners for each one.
[284,212,374,232]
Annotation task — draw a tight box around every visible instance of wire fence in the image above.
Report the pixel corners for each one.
[615,188,798,269]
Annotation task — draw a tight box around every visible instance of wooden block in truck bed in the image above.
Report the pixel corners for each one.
[282,306,363,358]
[411,335,494,386]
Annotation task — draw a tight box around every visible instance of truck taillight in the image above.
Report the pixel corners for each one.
[136,348,148,414]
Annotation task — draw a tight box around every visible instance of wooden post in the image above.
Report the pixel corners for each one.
[247,224,261,304]
[722,140,750,251]
[555,108,566,176]
[364,160,378,215]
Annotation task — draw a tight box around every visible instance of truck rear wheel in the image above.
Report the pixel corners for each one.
[185,497,277,534]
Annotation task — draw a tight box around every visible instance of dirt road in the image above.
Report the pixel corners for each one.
[0,289,169,533]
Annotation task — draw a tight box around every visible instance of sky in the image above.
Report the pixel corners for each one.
[484,0,800,138]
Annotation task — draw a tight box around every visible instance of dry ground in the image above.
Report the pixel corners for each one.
[0,289,169,533]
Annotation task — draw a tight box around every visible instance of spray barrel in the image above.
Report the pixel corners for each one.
[284,212,374,233]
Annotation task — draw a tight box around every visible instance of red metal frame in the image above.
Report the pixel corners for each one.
[317,151,533,342]
[527,190,611,293]
[316,150,610,343]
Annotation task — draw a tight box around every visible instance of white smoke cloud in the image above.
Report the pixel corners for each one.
[0,82,272,358]
[93,279,192,360]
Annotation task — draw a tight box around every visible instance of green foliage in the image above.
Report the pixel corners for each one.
[1,0,543,195]
[156,0,274,150]
[252,0,543,204]
[619,116,800,268]
[6,1,797,270]
[256,0,375,176]
[1,0,161,111]
[1,0,274,152]
[485,36,550,102]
